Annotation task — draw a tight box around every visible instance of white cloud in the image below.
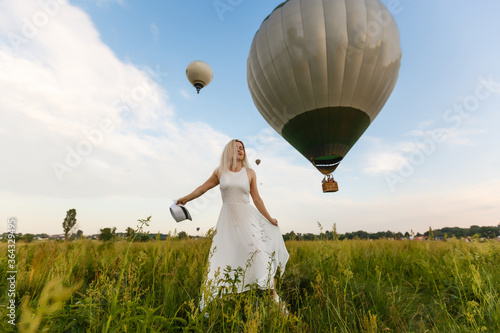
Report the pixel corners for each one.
[404,129,425,137]
[0,0,232,232]
[179,89,192,99]
[413,127,487,146]
[364,151,406,175]
[362,124,484,176]
[360,137,409,175]
[93,0,125,7]
[150,22,159,41]
[416,121,434,130]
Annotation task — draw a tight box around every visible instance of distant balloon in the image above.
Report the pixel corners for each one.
[255,159,261,166]
[186,60,213,94]
[196,227,200,232]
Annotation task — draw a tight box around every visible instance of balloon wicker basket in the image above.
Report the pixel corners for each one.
[322,175,338,193]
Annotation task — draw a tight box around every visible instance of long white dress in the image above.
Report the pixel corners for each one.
[200,167,289,309]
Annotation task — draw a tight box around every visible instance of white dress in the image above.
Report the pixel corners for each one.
[200,167,289,309]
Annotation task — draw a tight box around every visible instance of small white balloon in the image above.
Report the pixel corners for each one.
[186,60,213,94]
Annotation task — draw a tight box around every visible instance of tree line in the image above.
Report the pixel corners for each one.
[282,224,500,241]
[2,208,498,242]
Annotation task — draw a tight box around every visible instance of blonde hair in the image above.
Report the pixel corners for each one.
[217,139,250,174]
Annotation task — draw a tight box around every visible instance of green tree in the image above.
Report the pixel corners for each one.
[63,209,77,241]
[76,230,84,239]
[23,233,35,243]
[139,234,150,242]
[283,231,296,241]
[177,231,188,240]
[126,227,135,239]
[99,227,116,242]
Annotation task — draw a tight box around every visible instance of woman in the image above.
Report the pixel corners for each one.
[177,139,289,313]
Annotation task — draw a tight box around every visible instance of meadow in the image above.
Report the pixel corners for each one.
[1,228,499,332]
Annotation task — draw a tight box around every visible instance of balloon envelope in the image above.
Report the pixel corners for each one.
[186,61,213,93]
[255,159,261,165]
[247,0,401,174]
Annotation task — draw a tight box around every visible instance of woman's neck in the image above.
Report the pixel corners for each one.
[230,161,243,172]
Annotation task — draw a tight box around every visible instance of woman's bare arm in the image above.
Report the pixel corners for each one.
[248,168,278,226]
[177,170,219,205]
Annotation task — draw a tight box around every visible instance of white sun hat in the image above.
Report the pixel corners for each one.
[170,200,192,223]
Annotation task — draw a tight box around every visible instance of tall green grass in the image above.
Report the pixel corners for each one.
[1,234,499,332]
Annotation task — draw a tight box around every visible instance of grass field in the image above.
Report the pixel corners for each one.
[1,230,499,332]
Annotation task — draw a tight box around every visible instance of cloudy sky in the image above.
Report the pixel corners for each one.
[1,0,499,236]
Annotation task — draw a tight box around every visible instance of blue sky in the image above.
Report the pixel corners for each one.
[1,0,499,236]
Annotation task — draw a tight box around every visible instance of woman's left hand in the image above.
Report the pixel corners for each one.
[270,218,278,226]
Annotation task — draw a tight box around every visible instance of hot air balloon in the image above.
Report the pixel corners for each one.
[196,227,200,232]
[186,60,213,94]
[247,0,401,192]
[255,159,261,166]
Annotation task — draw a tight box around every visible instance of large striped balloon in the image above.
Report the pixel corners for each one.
[247,0,402,174]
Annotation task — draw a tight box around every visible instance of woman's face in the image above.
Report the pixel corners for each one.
[235,141,245,161]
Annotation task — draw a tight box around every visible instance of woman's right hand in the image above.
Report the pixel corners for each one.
[176,198,187,205]
[270,218,278,226]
